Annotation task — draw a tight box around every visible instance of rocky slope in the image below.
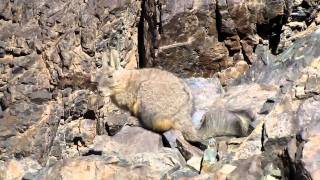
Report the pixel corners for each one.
[0,0,320,179]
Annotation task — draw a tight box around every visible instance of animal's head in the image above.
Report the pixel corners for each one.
[96,66,116,97]
[97,66,133,96]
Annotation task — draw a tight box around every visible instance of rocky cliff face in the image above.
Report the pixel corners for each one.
[0,0,320,179]
[141,0,320,82]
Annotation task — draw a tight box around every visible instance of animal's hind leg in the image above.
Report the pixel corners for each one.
[151,117,174,133]
[131,100,140,116]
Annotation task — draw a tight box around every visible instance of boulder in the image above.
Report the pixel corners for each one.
[92,126,163,156]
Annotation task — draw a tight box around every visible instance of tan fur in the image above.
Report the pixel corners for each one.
[152,118,174,132]
[131,100,140,117]
[102,68,200,141]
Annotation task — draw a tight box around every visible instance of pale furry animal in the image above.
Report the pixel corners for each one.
[100,68,200,142]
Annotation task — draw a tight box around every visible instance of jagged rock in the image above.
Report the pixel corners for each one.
[0,100,62,165]
[103,111,140,136]
[142,0,231,77]
[227,156,264,180]
[316,12,320,24]
[265,60,320,140]
[49,118,97,161]
[287,21,307,30]
[0,0,320,179]
[265,93,301,140]
[184,77,224,111]
[0,158,42,180]
[236,28,320,86]
[163,130,203,171]
[36,155,182,180]
[282,120,320,180]
[29,89,52,104]
[140,0,320,81]
[92,126,163,156]
[297,96,320,128]
[169,167,200,179]
[0,48,5,58]
[197,83,277,139]
[37,127,194,179]
[301,123,320,179]
[230,28,320,162]
[63,90,98,121]
[235,30,320,173]
[214,164,237,180]
[202,156,280,180]
[0,0,141,171]
[217,61,250,85]
[262,163,282,180]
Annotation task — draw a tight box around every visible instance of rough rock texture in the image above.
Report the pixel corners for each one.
[140,0,320,83]
[1,0,320,179]
[0,0,141,171]
[282,121,320,180]
[92,126,163,156]
[232,29,320,179]
[0,158,42,180]
[163,129,204,171]
[36,154,185,180]
[37,126,193,180]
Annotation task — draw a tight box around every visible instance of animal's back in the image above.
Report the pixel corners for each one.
[108,68,199,141]
[134,69,194,132]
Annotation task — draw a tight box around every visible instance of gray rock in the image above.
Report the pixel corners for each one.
[36,151,187,180]
[184,77,224,111]
[228,156,264,180]
[235,28,320,86]
[140,0,313,80]
[93,126,163,156]
[163,130,203,171]
[0,48,5,58]
[0,158,42,180]
[29,89,52,104]
[282,121,320,180]
[297,96,320,128]
[0,0,319,179]
[103,111,139,136]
